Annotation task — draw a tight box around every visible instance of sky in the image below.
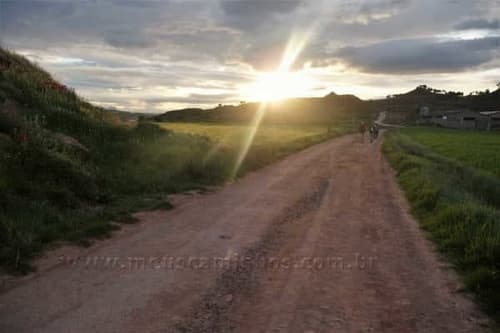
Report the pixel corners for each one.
[1,0,500,113]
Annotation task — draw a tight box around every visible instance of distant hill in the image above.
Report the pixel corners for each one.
[374,85,500,113]
[366,85,500,125]
[151,85,500,125]
[106,109,157,123]
[153,92,375,124]
[465,89,500,111]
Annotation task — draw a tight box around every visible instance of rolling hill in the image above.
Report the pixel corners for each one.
[375,84,500,112]
[152,92,375,124]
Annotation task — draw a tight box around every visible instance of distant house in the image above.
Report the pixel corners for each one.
[477,111,500,131]
[417,108,497,130]
[418,106,430,117]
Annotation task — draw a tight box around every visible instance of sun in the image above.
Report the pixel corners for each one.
[242,70,313,102]
[232,29,315,178]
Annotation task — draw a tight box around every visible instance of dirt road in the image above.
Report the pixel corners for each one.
[0,134,490,332]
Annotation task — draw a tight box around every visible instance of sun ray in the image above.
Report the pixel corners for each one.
[231,101,268,179]
[231,29,314,178]
[279,29,313,72]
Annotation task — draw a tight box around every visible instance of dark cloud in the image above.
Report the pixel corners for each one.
[358,0,410,13]
[0,1,76,27]
[1,1,173,47]
[454,18,500,30]
[316,0,484,46]
[335,37,500,74]
[215,0,315,69]
[215,0,306,69]
[221,0,303,15]
[343,0,411,24]
[104,30,155,49]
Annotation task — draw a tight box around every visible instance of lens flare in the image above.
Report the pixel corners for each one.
[231,101,268,179]
[279,29,313,72]
[231,29,314,178]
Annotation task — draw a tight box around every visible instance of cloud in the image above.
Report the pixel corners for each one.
[337,0,411,24]
[104,30,155,49]
[219,0,304,30]
[454,18,500,30]
[2,0,500,111]
[143,92,235,105]
[214,0,310,70]
[334,36,500,74]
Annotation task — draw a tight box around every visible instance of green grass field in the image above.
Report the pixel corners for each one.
[401,127,500,178]
[159,122,344,149]
[383,127,500,322]
[157,121,351,176]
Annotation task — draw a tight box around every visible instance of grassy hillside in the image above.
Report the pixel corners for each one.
[0,48,366,273]
[0,48,213,272]
[383,128,500,322]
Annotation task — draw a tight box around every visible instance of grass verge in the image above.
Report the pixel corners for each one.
[383,129,500,323]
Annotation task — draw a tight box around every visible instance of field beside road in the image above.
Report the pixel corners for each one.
[157,121,352,174]
[158,122,338,148]
[383,127,500,322]
[399,127,500,177]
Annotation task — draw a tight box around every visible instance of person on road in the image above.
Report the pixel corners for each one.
[373,123,379,139]
[359,121,368,142]
[369,123,379,143]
